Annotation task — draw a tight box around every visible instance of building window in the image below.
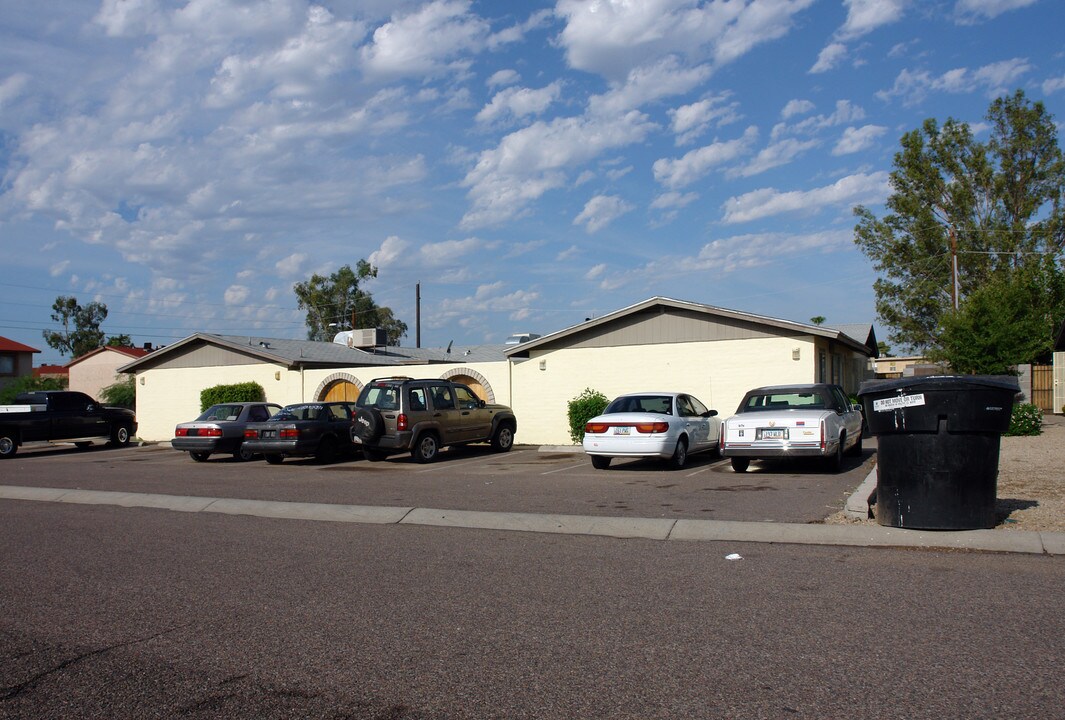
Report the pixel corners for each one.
[0,354,14,376]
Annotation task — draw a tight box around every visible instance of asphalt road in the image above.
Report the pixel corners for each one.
[2,443,1063,719]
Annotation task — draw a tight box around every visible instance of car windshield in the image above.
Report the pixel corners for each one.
[742,392,825,411]
[273,405,325,421]
[604,395,674,415]
[197,404,243,421]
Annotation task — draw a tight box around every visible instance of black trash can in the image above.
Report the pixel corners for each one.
[857,375,1019,530]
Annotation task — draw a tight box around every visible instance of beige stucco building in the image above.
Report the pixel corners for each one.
[120,297,877,445]
[67,346,149,400]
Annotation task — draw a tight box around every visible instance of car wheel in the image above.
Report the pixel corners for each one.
[353,407,385,441]
[363,448,386,462]
[412,433,439,463]
[190,451,211,462]
[109,423,131,447]
[490,424,514,452]
[826,436,844,473]
[730,457,750,473]
[0,434,17,459]
[590,455,611,470]
[846,430,863,457]
[668,438,688,470]
[264,454,283,465]
[316,435,339,464]
[236,444,256,462]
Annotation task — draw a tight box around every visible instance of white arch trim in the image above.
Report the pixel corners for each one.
[440,367,495,403]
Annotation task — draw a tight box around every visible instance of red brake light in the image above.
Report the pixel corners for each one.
[397,413,408,431]
[244,429,257,439]
[175,428,188,437]
[585,422,609,434]
[635,422,669,434]
[201,428,223,437]
[280,428,299,439]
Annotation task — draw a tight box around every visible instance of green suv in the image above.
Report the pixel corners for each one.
[351,377,517,462]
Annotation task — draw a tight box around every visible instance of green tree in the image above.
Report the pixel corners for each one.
[106,334,134,348]
[854,90,1065,363]
[809,316,826,325]
[293,261,408,345]
[43,296,108,358]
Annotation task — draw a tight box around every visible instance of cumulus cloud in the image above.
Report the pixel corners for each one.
[781,99,815,119]
[275,253,306,277]
[1044,74,1065,95]
[877,58,1032,104]
[833,124,887,155]
[476,82,562,124]
[836,0,907,41]
[653,125,758,189]
[420,237,489,265]
[573,195,634,233]
[224,284,250,305]
[721,171,890,223]
[555,0,814,81]
[359,0,490,79]
[954,0,1038,23]
[695,229,854,271]
[810,43,848,74]
[651,191,699,210]
[368,235,410,269]
[487,68,520,87]
[731,137,820,178]
[669,93,741,145]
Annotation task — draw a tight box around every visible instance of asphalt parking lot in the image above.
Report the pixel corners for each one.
[2,440,876,525]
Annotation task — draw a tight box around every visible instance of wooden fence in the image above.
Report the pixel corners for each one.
[1031,364,1053,412]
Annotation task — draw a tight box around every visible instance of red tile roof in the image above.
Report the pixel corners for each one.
[33,364,69,377]
[0,336,40,353]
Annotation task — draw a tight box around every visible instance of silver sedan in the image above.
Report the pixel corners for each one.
[582,392,721,470]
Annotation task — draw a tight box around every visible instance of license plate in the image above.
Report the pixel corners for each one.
[761,428,787,440]
[613,426,631,435]
[262,430,276,439]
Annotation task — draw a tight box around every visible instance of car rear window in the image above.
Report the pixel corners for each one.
[742,393,825,411]
[605,395,673,414]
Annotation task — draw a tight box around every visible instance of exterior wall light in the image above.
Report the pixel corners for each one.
[792,348,801,361]
[539,359,547,371]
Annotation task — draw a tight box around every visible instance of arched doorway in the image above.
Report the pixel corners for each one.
[440,368,495,403]
[315,373,363,402]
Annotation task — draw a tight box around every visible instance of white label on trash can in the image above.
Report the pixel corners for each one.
[872,393,926,412]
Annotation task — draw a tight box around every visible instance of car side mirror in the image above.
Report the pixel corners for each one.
[478,399,486,408]
[705,410,718,417]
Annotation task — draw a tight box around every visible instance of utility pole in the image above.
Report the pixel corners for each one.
[416,283,421,348]
[949,226,960,310]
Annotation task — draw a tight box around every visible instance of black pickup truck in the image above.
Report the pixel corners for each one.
[0,390,137,459]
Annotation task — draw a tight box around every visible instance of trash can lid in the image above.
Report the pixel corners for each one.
[858,374,1020,397]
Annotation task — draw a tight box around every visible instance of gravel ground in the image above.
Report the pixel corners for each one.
[828,413,1065,532]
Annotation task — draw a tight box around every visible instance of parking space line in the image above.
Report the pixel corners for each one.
[540,461,589,475]
[413,448,535,473]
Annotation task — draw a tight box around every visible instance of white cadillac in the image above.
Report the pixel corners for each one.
[719,384,864,473]
[582,392,721,470]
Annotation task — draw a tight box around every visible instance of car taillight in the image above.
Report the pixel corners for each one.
[244,429,258,439]
[820,420,826,451]
[635,422,669,434]
[585,422,609,434]
[280,428,299,439]
[175,428,188,437]
[200,428,223,437]
[397,413,408,431]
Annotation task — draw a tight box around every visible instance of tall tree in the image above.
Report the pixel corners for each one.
[293,261,408,345]
[43,296,109,358]
[854,90,1065,364]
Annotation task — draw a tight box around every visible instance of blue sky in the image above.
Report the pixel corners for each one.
[2,0,1063,364]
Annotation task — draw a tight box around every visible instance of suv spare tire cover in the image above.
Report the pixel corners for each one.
[354,407,385,440]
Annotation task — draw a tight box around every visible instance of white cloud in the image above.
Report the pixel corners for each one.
[837,0,907,41]
[589,56,712,116]
[954,0,1038,23]
[555,0,815,81]
[275,253,306,277]
[781,99,815,119]
[653,125,758,189]
[810,42,848,74]
[420,237,488,265]
[49,260,71,277]
[573,195,634,233]
[368,235,410,269]
[359,0,490,79]
[224,284,250,305]
[487,68,520,87]
[878,58,1032,104]
[651,191,699,210]
[1044,75,1065,95]
[585,263,607,280]
[476,82,562,124]
[833,124,887,155]
[732,137,819,178]
[695,229,854,271]
[721,171,890,223]
[669,93,741,145]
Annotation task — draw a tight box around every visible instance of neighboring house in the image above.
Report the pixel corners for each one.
[120,297,878,445]
[67,346,150,400]
[873,355,935,378]
[33,364,70,383]
[0,336,40,392]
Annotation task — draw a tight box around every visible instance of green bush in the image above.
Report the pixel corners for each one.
[100,377,136,409]
[567,388,609,444]
[1005,403,1042,436]
[200,382,266,412]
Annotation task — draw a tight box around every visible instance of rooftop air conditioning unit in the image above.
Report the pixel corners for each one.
[333,328,386,348]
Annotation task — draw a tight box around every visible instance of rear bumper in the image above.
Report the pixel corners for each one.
[721,441,835,458]
[171,437,237,454]
[242,439,317,457]
[582,434,674,459]
[352,431,414,452]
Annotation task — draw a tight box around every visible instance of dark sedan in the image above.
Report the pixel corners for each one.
[172,402,282,462]
[242,402,359,464]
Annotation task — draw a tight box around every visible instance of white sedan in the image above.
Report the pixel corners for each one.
[719,384,864,473]
[582,392,721,470]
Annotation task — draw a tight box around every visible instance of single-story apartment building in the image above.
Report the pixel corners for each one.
[120,297,878,445]
[67,345,150,400]
[0,336,40,393]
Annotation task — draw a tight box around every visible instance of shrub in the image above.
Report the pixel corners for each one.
[0,375,67,404]
[200,382,266,412]
[1005,403,1042,436]
[567,388,609,444]
[100,377,136,409]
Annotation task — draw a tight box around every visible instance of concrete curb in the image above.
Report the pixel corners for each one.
[844,466,878,520]
[2,485,1062,556]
